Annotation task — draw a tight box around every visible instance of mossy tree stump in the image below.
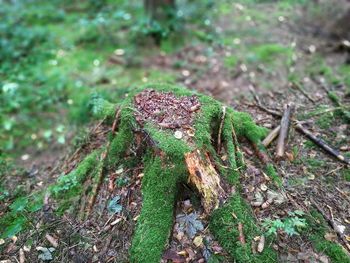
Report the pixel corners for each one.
[51,83,277,262]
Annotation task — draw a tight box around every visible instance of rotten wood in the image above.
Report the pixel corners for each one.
[262,125,281,147]
[185,149,225,214]
[217,106,226,154]
[294,121,350,165]
[276,103,295,159]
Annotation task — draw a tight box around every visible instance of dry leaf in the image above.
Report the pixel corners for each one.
[324,232,337,242]
[193,235,203,247]
[257,235,265,253]
[45,234,58,248]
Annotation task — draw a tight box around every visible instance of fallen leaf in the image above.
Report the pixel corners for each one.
[19,248,25,263]
[324,232,337,242]
[257,235,265,253]
[36,247,55,261]
[45,234,58,248]
[107,195,122,214]
[193,235,203,247]
[176,213,204,238]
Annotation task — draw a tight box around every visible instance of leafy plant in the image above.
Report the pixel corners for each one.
[262,210,307,236]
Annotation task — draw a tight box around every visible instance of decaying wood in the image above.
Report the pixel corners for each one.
[85,107,122,217]
[262,125,281,147]
[276,103,295,159]
[185,150,225,213]
[310,198,350,254]
[238,222,246,244]
[217,106,226,154]
[294,121,350,165]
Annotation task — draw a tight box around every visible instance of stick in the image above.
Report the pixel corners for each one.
[230,118,245,166]
[294,121,350,165]
[262,125,281,147]
[249,85,282,118]
[290,82,316,103]
[310,198,350,253]
[217,106,226,154]
[238,222,246,244]
[276,103,295,158]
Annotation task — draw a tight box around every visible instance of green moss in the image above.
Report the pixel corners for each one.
[246,44,293,64]
[265,163,282,187]
[342,169,350,182]
[307,210,350,263]
[130,156,187,263]
[50,148,102,213]
[210,195,278,263]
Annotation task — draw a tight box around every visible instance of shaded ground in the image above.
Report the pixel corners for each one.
[1,0,350,262]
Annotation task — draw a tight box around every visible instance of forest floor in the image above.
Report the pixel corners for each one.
[1,0,350,262]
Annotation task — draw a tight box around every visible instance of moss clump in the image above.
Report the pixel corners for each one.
[307,210,350,263]
[210,195,278,263]
[130,156,187,263]
[265,163,282,187]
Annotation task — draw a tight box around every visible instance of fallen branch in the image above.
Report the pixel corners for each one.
[230,119,245,166]
[262,125,280,147]
[310,198,350,253]
[276,103,295,159]
[238,222,246,244]
[294,121,350,165]
[249,88,349,166]
[290,82,316,103]
[249,85,282,118]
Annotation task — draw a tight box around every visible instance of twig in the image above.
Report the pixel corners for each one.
[310,198,350,253]
[230,118,245,166]
[217,106,226,153]
[238,222,246,245]
[262,125,281,147]
[294,121,350,165]
[290,82,316,103]
[249,85,282,118]
[276,103,295,158]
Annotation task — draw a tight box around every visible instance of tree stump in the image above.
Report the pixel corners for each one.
[44,84,274,262]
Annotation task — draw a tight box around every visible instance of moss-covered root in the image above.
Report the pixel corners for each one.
[130,156,186,263]
[210,195,278,263]
[307,210,350,263]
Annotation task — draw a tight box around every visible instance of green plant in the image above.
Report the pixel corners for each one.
[262,210,307,236]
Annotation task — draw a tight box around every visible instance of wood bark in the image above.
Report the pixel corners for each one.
[276,103,294,159]
[185,150,225,214]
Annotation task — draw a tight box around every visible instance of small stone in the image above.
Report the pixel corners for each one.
[174,130,183,139]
